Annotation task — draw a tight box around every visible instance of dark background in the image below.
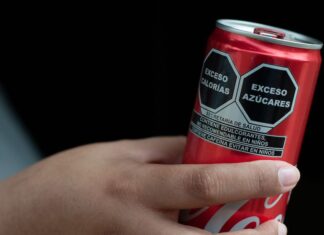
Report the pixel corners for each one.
[1,1,323,233]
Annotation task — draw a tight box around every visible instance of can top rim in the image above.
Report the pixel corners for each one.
[216,19,323,50]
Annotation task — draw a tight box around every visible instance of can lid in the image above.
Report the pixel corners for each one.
[216,19,323,50]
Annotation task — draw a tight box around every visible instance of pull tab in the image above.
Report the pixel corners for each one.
[254,27,286,39]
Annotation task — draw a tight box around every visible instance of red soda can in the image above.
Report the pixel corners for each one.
[181,19,322,233]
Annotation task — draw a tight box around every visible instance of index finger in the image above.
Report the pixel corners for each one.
[137,160,300,209]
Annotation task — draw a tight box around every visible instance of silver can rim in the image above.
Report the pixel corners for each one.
[216,19,323,50]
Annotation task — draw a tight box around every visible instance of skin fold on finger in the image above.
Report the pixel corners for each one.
[137,160,300,209]
[219,220,286,235]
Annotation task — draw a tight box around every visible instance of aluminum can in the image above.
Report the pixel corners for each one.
[181,19,322,233]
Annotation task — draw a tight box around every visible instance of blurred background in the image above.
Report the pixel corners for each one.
[1,1,322,233]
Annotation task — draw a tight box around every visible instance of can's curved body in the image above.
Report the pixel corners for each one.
[181,20,322,233]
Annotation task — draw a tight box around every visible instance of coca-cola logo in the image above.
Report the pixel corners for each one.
[181,193,288,233]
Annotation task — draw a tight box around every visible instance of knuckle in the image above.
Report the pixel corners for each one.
[251,162,276,196]
[106,170,139,200]
[255,166,269,195]
[185,167,221,200]
[106,177,128,197]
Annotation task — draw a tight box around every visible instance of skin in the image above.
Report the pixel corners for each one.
[0,136,299,235]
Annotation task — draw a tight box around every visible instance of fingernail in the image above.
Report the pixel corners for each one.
[278,222,287,235]
[278,167,300,187]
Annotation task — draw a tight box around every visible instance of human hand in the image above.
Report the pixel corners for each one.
[0,136,299,234]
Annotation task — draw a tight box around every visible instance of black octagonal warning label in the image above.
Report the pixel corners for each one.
[199,49,239,112]
[192,51,299,158]
[237,64,298,127]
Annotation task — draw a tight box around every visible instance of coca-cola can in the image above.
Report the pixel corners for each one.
[181,19,322,233]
